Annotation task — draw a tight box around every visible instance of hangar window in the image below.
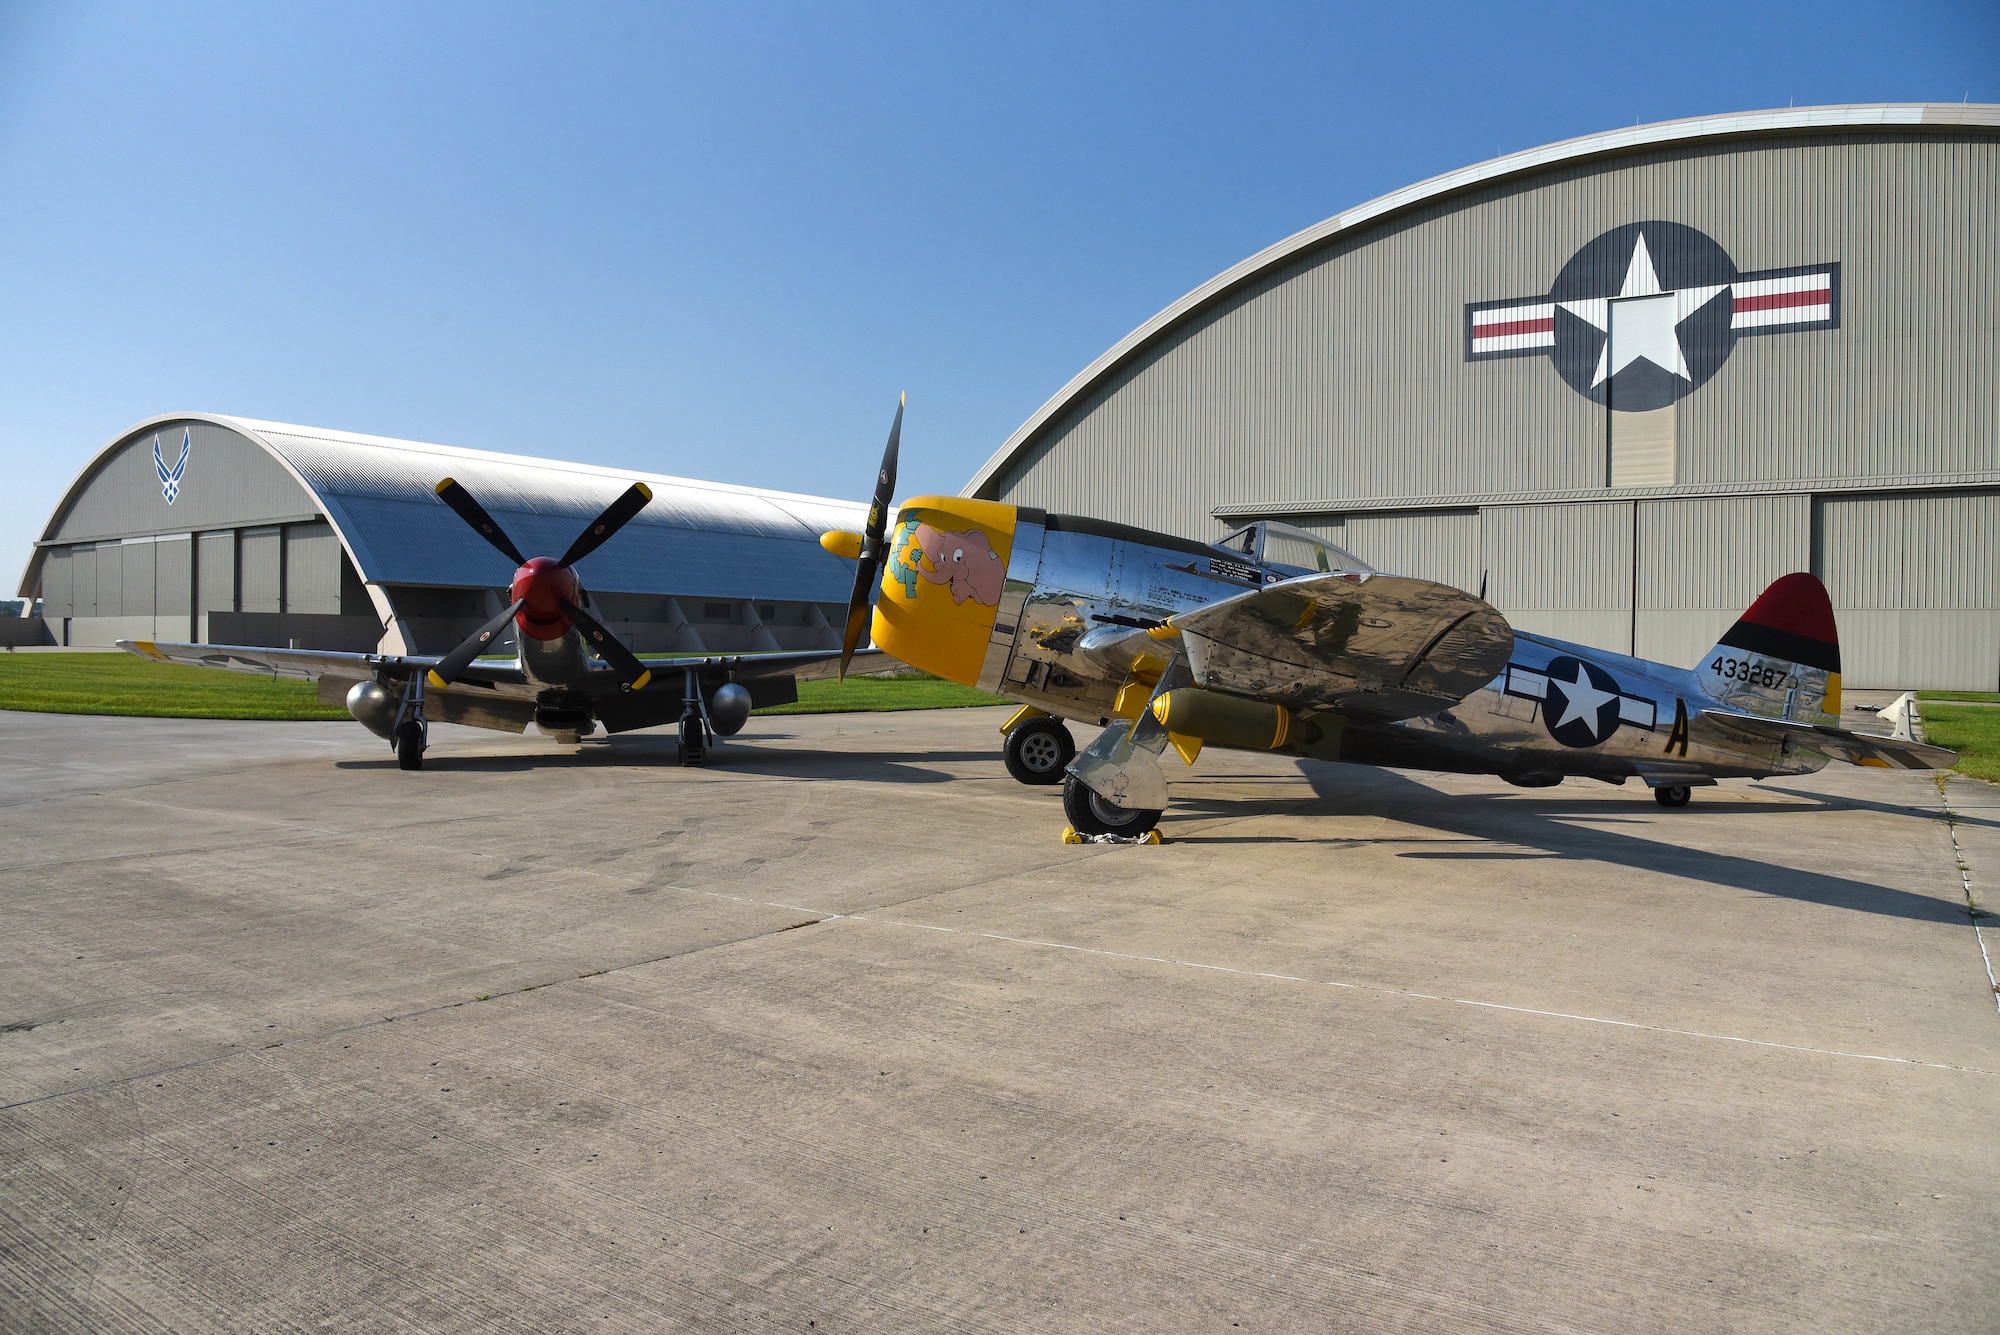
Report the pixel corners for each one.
[702,602,734,622]
[758,603,776,620]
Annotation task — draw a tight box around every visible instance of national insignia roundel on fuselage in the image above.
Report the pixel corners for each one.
[1540,656,1623,748]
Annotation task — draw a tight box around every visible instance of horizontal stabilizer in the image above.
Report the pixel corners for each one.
[1699,708,1956,771]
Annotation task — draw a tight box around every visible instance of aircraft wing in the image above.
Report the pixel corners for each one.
[634,647,897,682]
[121,639,897,696]
[127,639,446,683]
[1699,709,1958,770]
[1168,572,1514,721]
[120,638,538,697]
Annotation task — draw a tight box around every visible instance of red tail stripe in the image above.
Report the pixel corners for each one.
[1736,572,1838,643]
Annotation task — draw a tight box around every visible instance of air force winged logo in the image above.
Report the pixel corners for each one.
[1466,221,1839,411]
[154,429,190,504]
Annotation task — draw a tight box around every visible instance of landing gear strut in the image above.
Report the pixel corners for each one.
[391,673,429,771]
[1654,785,1692,808]
[677,668,713,767]
[1062,774,1162,838]
[1003,716,1075,786]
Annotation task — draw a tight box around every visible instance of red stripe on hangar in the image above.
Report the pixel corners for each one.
[1469,301,1555,355]
[1732,271,1835,330]
[1479,316,1555,338]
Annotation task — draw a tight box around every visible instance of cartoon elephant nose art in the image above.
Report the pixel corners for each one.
[915,523,1004,606]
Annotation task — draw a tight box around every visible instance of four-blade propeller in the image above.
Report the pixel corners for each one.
[837,394,903,680]
[425,477,655,691]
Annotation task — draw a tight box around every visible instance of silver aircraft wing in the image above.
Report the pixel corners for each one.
[120,639,898,695]
[1699,709,1958,770]
[636,647,897,682]
[1167,571,1514,721]
[119,639,536,694]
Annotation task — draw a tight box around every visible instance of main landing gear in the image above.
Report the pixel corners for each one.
[677,668,713,767]
[1061,774,1162,838]
[1003,716,1076,786]
[1653,785,1693,808]
[392,674,429,771]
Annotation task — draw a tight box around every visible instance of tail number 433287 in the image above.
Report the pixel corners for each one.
[1710,655,1787,689]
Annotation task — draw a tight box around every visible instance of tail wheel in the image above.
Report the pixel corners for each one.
[1003,717,1076,786]
[1654,785,1692,808]
[395,721,425,771]
[1061,774,1162,837]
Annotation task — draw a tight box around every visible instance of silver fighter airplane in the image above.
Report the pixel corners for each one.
[821,409,1955,837]
[124,475,872,769]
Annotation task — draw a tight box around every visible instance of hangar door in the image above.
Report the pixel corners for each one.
[1291,510,1481,594]
[1634,496,1810,670]
[1816,492,2000,691]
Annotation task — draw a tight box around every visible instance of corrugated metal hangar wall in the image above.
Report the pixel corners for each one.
[967,106,2000,689]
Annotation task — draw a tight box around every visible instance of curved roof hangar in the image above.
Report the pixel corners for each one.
[964,102,2000,503]
[25,412,866,605]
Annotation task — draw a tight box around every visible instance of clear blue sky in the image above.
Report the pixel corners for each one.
[3,0,1996,586]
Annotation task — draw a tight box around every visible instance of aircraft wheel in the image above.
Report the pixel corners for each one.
[1003,717,1075,786]
[678,715,706,767]
[1062,774,1162,837]
[395,721,425,771]
[1654,785,1692,808]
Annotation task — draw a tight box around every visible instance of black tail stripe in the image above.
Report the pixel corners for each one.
[1717,621,1841,673]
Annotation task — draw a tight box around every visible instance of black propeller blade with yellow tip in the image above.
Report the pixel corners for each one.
[427,599,527,689]
[434,478,527,566]
[426,475,657,691]
[559,483,654,568]
[560,597,653,691]
[837,394,903,680]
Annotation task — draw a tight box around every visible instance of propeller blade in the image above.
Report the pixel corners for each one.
[558,482,654,569]
[426,599,526,689]
[435,479,528,566]
[839,394,903,680]
[560,597,653,691]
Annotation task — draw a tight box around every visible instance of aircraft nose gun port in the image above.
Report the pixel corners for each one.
[1150,689,1320,751]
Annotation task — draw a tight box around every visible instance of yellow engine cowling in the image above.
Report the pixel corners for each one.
[869,496,1019,687]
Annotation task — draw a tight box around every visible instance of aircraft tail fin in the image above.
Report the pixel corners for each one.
[1696,572,1841,724]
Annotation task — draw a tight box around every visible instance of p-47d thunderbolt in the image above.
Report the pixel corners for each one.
[122,477,871,768]
[821,408,1954,837]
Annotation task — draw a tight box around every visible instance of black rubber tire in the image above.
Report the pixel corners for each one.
[1062,774,1162,837]
[1654,785,1692,808]
[679,715,706,768]
[395,721,425,771]
[1003,717,1076,786]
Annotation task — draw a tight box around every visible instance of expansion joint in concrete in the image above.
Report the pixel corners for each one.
[1936,774,2000,1017]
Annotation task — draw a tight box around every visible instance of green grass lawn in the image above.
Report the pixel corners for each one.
[0,651,1005,722]
[0,651,344,720]
[1919,690,2000,704]
[1919,704,2000,785]
[754,674,1007,715]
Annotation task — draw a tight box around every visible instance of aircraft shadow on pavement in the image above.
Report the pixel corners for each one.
[1170,760,1973,926]
[1759,782,2000,831]
[335,736,997,784]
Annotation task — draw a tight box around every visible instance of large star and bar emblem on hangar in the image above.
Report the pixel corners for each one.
[1463,221,1840,411]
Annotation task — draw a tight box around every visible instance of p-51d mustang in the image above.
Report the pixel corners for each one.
[821,408,1955,837]
[123,476,870,769]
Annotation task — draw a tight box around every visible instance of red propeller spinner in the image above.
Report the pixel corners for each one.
[510,556,582,641]
[424,477,657,691]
